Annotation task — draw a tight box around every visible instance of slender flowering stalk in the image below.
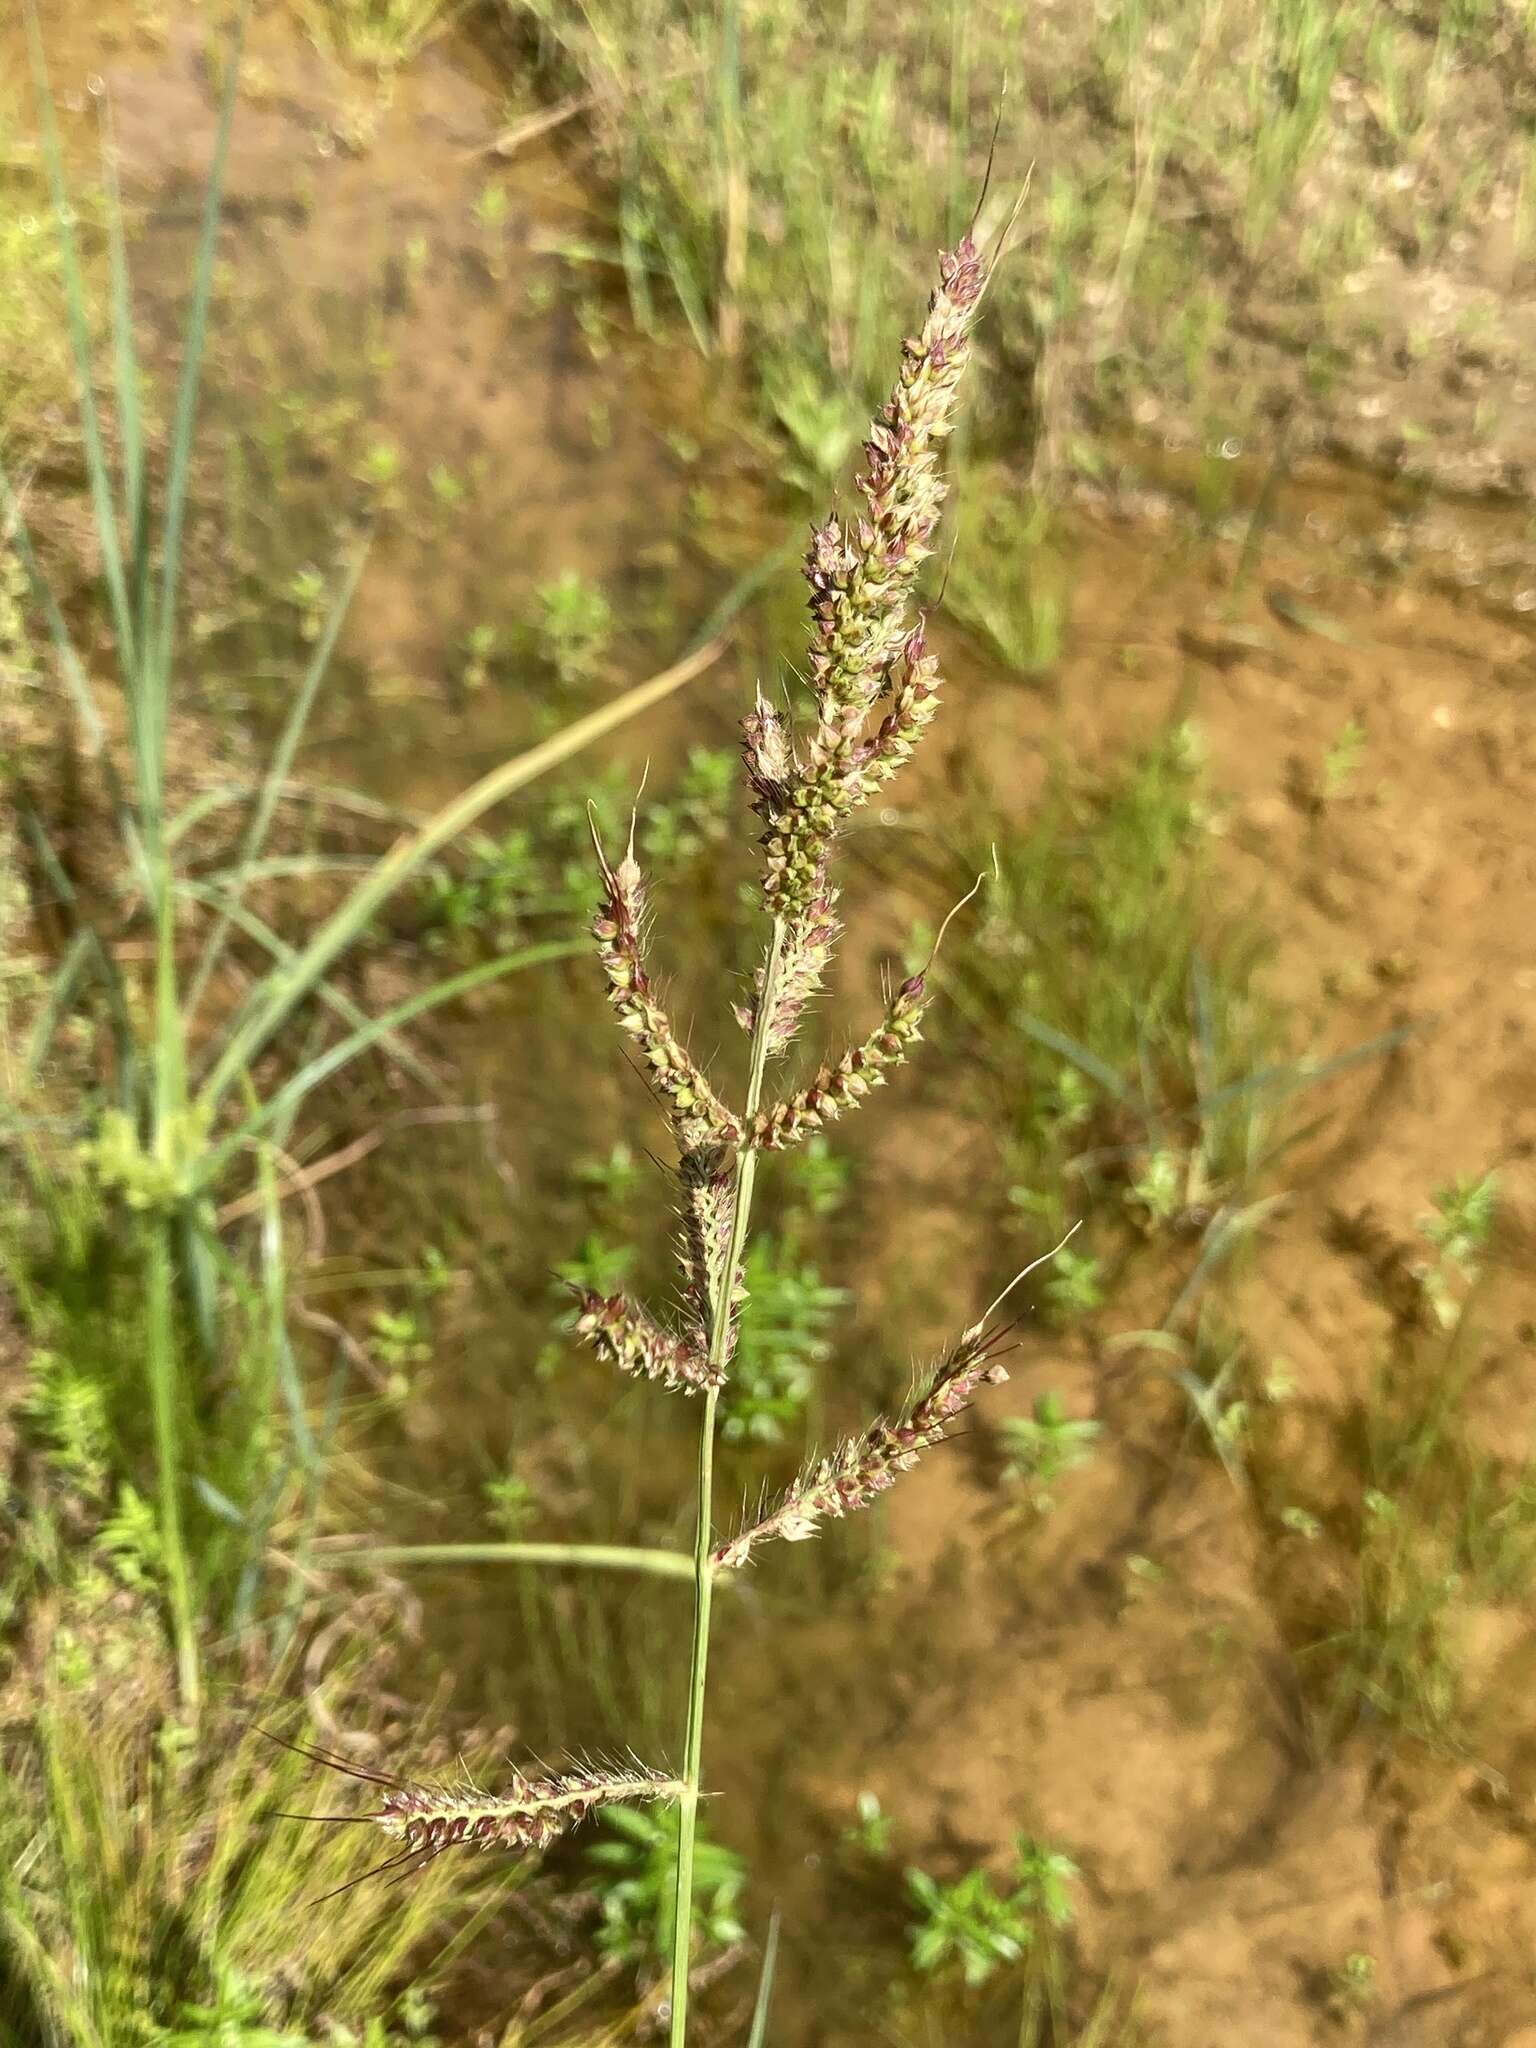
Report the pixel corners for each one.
[272,228,1032,2048]
[563,235,995,2048]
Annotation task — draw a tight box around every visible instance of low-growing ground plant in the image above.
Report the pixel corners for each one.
[585,1802,746,1977]
[999,1392,1102,1516]
[905,1835,1079,1990]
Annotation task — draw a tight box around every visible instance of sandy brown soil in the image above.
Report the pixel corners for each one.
[845,536,1536,2045]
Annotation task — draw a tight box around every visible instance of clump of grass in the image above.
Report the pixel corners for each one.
[586,1800,746,1975]
[1278,1176,1536,1753]
[942,472,1069,677]
[938,720,1284,1283]
[0,1673,482,2048]
[297,0,454,71]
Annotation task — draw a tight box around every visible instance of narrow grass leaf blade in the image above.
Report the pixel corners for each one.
[1011,1012,1133,1102]
[175,876,441,1094]
[747,1908,780,2048]
[1192,1022,1417,1119]
[152,11,245,741]
[25,7,136,673]
[187,540,370,1018]
[202,939,583,1178]
[98,95,148,637]
[23,928,93,1077]
[198,633,727,1111]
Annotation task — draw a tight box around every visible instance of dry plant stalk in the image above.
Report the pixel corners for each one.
[573,233,1024,2045]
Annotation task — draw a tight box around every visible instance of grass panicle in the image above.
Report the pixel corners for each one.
[557,232,1001,2046]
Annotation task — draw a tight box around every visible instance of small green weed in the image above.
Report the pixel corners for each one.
[943,477,1069,677]
[906,1836,1079,1989]
[942,719,1287,1312]
[721,1237,848,1445]
[999,1393,1101,1514]
[533,568,614,687]
[585,1801,745,1973]
[1417,1171,1498,1330]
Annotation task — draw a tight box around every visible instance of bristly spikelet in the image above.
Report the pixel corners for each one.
[589,824,742,1152]
[806,237,986,723]
[570,1286,725,1394]
[752,233,986,967]
[710,1314,1011,1571]
[735,890,843,1054]
[675,1142,742,1353]
[268,1734,682,1898]
[750,974,928,1151]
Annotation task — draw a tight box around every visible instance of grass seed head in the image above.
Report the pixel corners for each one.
[751,974,927,1151]
[589,823,742,1152]
[676,1143,743,1352]
[272,1735,683,1895]
[755,237,985,937]
[570,1287,725,1394]
[711,1313,1010,1571]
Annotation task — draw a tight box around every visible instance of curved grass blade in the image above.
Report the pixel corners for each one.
[175,876,440,1095]
[186,540,370,1022]
[200,938,584,1181]
[314,1541,695,1581]
[198,633,728,1114]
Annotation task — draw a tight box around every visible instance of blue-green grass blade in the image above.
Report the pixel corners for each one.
[1192,1022,1417,1120]
[200,938,584,1182]
[198,633,726,1112]
[1011,1011,1134,1103]
[746,1908,780,2048]
[98,94,150,646]
[24,3,137,677]
[175,877,441,1095]
[166,776,406,847]
[185,540,369,1019]
[150,9,246,811]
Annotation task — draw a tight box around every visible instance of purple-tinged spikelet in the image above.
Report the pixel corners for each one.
[751,974,928,1151]
[711,1314,1011,1571]
[570,1287,725,1394]
[805,235,984,722]
[590,825,742,1152]
[266,1732,681,1899]
[753,237,984,934]
[675,1142,742,1353]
